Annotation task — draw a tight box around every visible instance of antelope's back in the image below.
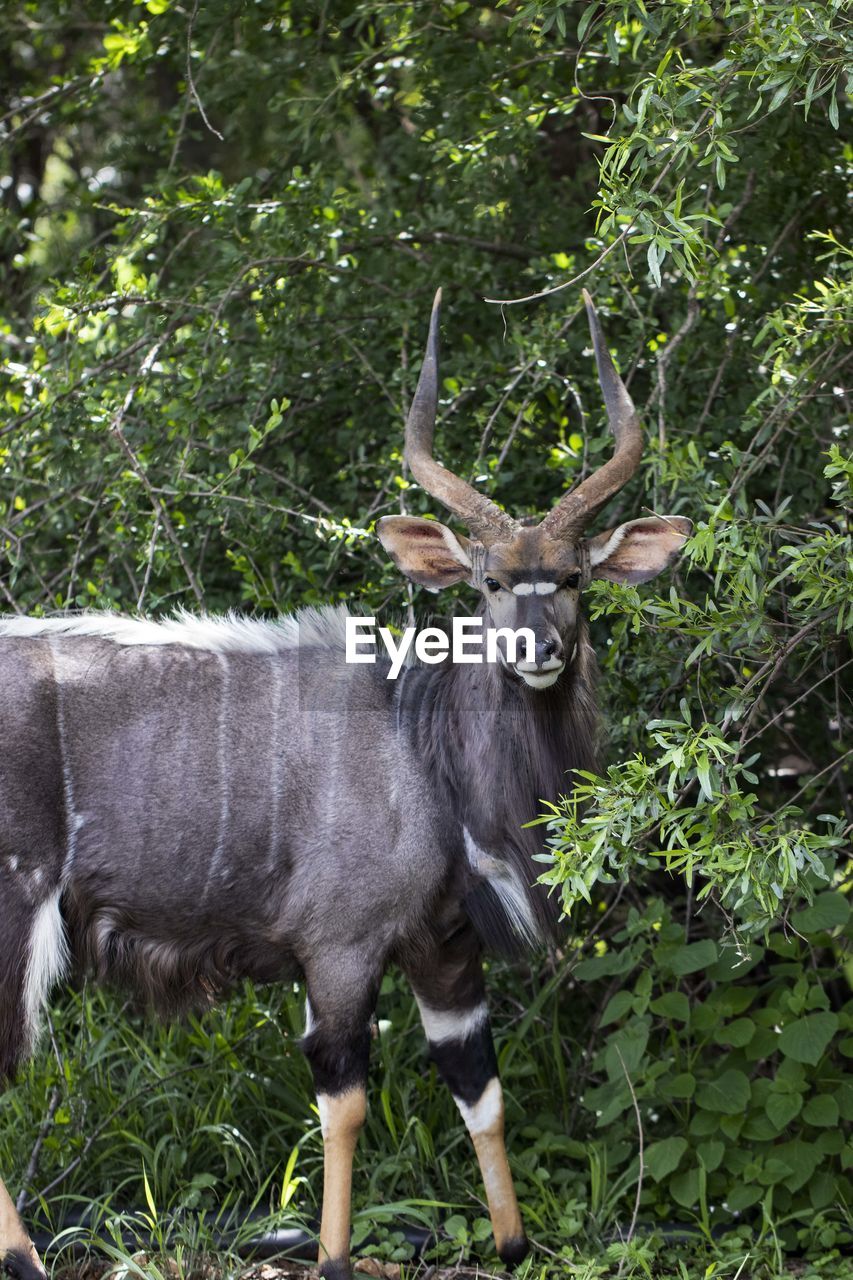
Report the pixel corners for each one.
[0,612,452,1011]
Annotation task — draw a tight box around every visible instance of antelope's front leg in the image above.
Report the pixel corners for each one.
[407,931,528,1267]
[0,1179,46,1280]
[302,968,375,1280]
[315,1088,366,1280]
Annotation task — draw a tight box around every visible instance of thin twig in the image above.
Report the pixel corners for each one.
[787,746,853,812]
[483,83,734,308]
[185,0,223,141]
[16,1087,61,1213]
[721,608,836,738]
[108,334,205,605]
[137,514,161,611]
[740,655,852,747]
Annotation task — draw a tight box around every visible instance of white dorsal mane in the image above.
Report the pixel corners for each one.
[0,606,353,655]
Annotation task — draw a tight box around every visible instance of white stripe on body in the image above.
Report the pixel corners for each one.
[23,893,68,1052]
[203,652,231,896]
[267,658,284,874]
[49,639,82,883]
[463,828,540,946]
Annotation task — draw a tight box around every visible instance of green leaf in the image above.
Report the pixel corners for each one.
[695,1068,751,1114]
[767,80,791,113]
[605,1021,650,1079]
[707,946,764,982]
[778,1012,838,1065]
[575,949,637,980]
[667,939,718,975]
[791,891,850,933]
[647,240,662,287]
[766,1092,802,1131]
[577,2,597,41]
[649,991,690,1021]
[143,1166,156,1218]
[668,1072,696,1098]
[775,1139,821,1192]
[645,1137,688,1182]
[670,1166,701,1208]
[802,1094,839,1127]
[697,1139,724,1172]
[727,1183,763,1211]
[601,990,634,1025]
[714,1017,755,1048]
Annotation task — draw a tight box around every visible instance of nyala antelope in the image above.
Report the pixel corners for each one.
[0,290,690,1280]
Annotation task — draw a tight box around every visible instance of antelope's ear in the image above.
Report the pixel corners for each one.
[376,516,472,589]
[587,516,692,585]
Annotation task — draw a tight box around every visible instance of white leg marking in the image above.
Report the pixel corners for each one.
[316,1088,366,1140]
[455,1077,503,1136]
[316,1092,330,1137]
[415,997,489,1045]
[24,892,68,1051]
[304,998,315,1036]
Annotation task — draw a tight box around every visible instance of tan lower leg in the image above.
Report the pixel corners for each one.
[316,1087,367,1278]
[458,1079,525,1257]
[0,1177,45,1280]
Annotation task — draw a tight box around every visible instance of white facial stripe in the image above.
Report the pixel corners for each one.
[416,997,489,1044]
[455,1077,503,1136]
[510,581,558,595]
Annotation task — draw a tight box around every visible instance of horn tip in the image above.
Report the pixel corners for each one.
[433,286,443,310]
[581,287,593,305]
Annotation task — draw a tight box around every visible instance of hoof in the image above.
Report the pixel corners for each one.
[497,1235,530,1268]
[2,1250,47,1280]
[318,1259,352,1280]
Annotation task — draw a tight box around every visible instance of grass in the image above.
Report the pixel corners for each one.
[1,959,849,1280]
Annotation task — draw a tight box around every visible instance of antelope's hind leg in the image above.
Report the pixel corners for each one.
[302,958,378,1280]
[406,929,528,1267]
[0,885,56,1280]
[0,1182,44,1280]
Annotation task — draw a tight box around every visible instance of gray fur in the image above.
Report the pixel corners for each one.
[0,601,596,1077]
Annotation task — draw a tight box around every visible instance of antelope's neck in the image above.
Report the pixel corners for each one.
[396,626,599,856]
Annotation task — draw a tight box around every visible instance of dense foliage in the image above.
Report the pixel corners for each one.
[1,2,851,1276]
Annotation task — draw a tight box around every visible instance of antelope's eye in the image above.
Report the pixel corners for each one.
[484,577,502,593]
[562,573,581,590]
